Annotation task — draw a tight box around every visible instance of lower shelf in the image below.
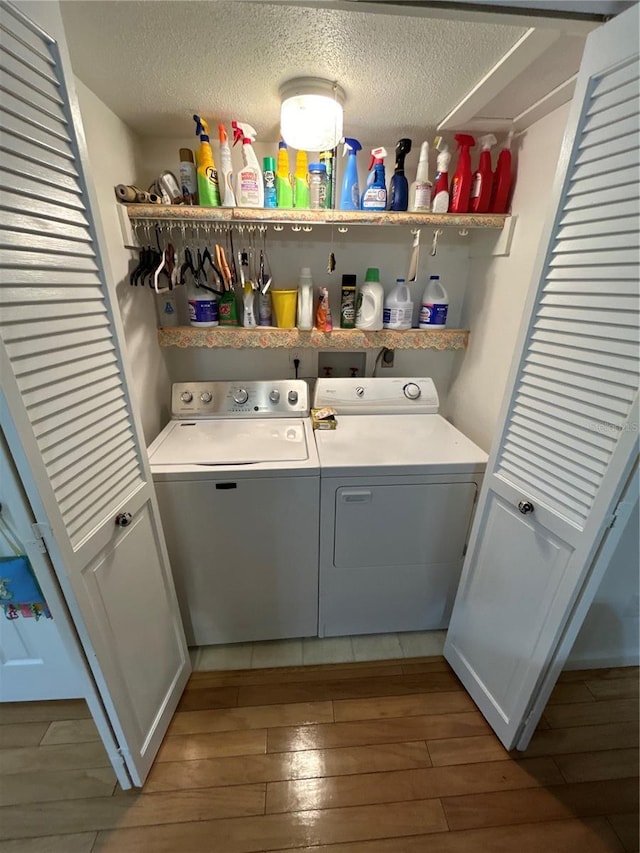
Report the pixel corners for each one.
[157,327,469,351]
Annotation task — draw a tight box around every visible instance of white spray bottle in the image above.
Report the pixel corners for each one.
[430,137,451,214]
[408,141,431,212]
[218,124,236,207]
[232,121,263,207]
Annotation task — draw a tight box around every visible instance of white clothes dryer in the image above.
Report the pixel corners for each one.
[313,377,487,638]
[148,380,319,646]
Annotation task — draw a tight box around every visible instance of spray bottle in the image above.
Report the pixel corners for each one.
[491,132,515,213]
[275,140,293,208]
[450,133,476,213]
[408,141,431,212]
[388,138,412,211]
[217,124,236,207]
[430,137,451,213]
[470,133,496,213]
[339,137,362,210]
[232,120,263,207]
[319,150,335,209]
[293,150,310,209]
[361,147,387,210]
[193,115,221,207]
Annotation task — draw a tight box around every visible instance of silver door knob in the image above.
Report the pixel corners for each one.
[518,500,534,515]
[233,388,249,404]
[115,512,132,527]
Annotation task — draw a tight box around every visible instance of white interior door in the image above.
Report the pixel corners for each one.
[444,3,639,751]
[0,0,190,786]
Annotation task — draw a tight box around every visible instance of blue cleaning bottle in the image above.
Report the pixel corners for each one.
[388,138,412,211]
[339,137,362,210]
[361,147,388,210]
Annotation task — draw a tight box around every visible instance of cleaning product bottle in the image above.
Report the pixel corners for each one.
[217,124,236,207]
[258,291,272,326]
[316,287,333,331]
[431,138,451,213]
[293,150,310,209]
[297,267,314,330]
[450,133,476,213]
[355,267,384,330]
[308,162,328,210]
[383,278,413,330]
[192,115,221,207]
[419,275,448,329]
[361,147,387,210]
[388,138,412,212]
[340,274,357,328]
[276,140,293,208]
[263,156,277,208]
[491,132,515,213]
[179,148,198,205]
[188,279,219,327]
[232,120,263,207]
[408,141,431,212]
[339,137,362,210]
[470,134,497,213]
[320,150,334,209]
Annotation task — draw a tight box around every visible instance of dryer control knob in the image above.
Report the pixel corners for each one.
[233,388,249,404]
[200,391,212,403]
[403,383,421,400]
[180,391,193,403]
[287,390,299,405]
[269,389,281,403]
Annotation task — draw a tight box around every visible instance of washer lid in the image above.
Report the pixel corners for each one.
[314,414,488,476]
[148,419,309,466]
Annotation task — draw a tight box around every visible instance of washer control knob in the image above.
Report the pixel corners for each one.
[403,382,421,400]
[180,390,193,403]
[287,390,299,405]
[269,389,281,403]
[233,388,249,404]
[200,391,212,403]
[355,386,365,397]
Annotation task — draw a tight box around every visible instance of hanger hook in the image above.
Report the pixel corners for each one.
[431,228,443,257]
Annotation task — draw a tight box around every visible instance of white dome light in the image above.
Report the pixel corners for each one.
[279,77,345,151]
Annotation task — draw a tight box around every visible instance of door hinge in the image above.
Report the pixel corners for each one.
[30,523,49,553]
[608,499,634,530]
[462,544,468,557]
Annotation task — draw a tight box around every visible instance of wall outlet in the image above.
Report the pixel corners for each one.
[381,348,395,368]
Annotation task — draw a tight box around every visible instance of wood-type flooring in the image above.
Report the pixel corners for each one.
[0,657,637,852]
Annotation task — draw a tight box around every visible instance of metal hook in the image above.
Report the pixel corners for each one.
[273,224,284,232]
[431,228,443,257]
[337,226,349,233]
[291,225,302,232]
[302,225,313,232]
[459,229,469,237]
[410,228,420,235]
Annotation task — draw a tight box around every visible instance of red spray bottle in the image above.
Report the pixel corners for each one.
[491,132,514,213]
[470,134,496,213]
[449,133,475,213]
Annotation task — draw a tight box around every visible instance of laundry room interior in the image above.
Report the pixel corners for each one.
[41,0,635,671]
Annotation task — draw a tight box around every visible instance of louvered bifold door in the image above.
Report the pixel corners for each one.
[0,0,189,787]
[444,4,639,752]
[497,54,640,529]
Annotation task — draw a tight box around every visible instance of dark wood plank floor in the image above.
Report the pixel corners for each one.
[0,658,637,852]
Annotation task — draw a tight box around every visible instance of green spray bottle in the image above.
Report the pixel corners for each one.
[276,140,293,208]
[319,150,334,209]
[193,115,221,206]
[293,150,310,209]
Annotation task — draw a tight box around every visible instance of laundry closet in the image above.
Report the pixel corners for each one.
[0,0,637,787]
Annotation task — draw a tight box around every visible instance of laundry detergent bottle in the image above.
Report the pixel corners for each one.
[419,275,448,329]
[339,137,362,210]
[356,267,384,330]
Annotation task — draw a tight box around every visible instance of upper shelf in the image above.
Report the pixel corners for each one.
[124,204,508,230]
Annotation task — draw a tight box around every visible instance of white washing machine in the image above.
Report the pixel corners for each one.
[148,380,319,646]
[313,377,488,638]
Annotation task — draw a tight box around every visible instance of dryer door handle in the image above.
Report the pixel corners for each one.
[341,490,372,503]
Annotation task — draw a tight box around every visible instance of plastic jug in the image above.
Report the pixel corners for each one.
[355,268,384,331]
[297,267,314,330]
[419,275,448,329]
[383,278,413,330]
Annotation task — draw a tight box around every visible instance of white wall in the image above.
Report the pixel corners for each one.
[445,102,571,452]
[74,79,172,443]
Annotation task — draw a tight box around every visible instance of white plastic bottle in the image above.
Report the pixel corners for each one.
[297,267,314,330]
[232,121,264,207]
[419,275,448,329]
[383,278,413,330]
[187,280,219,327]
[408,142,431,213]
[355,267,384,331]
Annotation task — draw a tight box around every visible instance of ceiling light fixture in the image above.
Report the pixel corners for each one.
[279,77,345,151]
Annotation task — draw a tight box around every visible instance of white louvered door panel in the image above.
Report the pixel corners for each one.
[445,4,639,751]
[0,0,189,787]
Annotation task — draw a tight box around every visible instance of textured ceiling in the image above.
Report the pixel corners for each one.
[60,1,527,141]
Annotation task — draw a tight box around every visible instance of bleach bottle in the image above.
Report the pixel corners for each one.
[339,137,362,210]
[419,275,448,329]
[383,278,413,330]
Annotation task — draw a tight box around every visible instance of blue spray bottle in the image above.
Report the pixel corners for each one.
[361,147,388,210]
[339,137,362,210]
[388,138,412,211]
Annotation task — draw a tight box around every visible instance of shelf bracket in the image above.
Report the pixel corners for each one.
[470,214,518,258]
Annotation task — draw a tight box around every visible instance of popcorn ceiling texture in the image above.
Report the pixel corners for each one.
[60,1,526,140]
